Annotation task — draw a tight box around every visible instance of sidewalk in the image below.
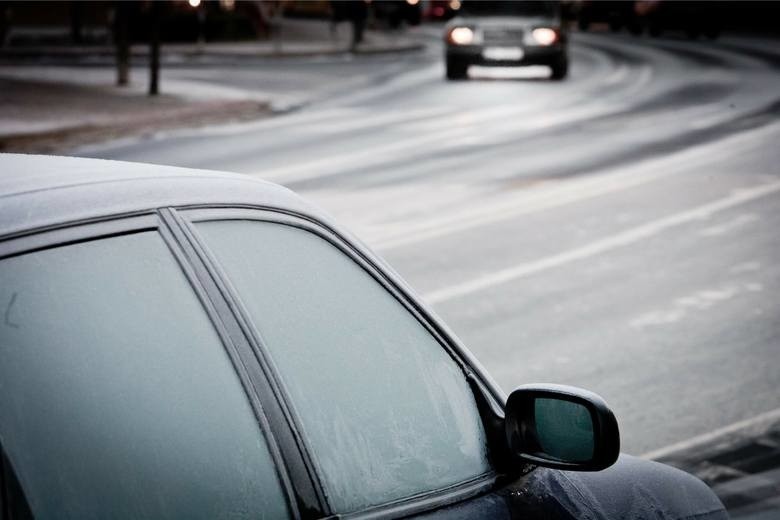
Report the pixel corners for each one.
[0,18,425,153]
[0,18,424,64]
[0,75,271,153]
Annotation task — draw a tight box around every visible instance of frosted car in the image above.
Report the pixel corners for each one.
[0,154,726,519]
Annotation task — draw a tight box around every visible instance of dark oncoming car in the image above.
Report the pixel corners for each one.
[0,154,727,519]
[444,1,568,80]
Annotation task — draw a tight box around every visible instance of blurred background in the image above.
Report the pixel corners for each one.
[1,1,779,517]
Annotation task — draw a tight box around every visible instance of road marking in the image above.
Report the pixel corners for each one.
[374,122,777,250]
[374,166,676,250]
[640,407,780,461]
[699,213,759,237]
[423,180,780,304]
[629,281,761,329]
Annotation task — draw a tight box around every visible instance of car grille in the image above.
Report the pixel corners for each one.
[482,28,524,42]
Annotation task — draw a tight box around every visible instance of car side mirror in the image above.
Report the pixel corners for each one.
[505,384,620,471]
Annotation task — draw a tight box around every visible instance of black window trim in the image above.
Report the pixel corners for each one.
[180,206,504,405]
[0,211,302,520]
[0,212,158,260]
[341,472,497,520]
[158,210,303,519]
[165,208,330,519]
[1,437,34,520]
[176,205,505,519]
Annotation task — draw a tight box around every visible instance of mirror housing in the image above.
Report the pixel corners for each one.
[505,384,620,471]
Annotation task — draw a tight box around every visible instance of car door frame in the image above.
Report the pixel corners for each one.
[0,210,308,520]
[171,204,512,519]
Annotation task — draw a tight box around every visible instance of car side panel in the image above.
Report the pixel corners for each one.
[413,456,728,520]
[532,455,728,520]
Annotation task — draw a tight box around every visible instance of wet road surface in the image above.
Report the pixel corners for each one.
[79,30,780,461]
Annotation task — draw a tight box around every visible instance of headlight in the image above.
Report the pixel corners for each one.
[531,27,559,46]
[448,26,475,45]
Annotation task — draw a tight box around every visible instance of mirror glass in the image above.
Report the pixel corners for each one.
[534,398,595,463]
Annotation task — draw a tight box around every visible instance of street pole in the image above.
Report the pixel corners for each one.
[70,0,83,44]
[197,8,205,51]
[149,1,160,96]
[114,2,130,86]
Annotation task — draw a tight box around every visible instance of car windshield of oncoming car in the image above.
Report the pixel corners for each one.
[196,220,491,514]
[0,232,290,520]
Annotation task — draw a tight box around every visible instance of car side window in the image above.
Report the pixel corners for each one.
[196,220,491,514]
[0,232,290,520]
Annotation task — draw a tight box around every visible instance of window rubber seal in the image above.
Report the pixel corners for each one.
[162,208,324,519]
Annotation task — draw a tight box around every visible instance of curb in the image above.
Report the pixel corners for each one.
[0,98,272,154]
[0,42,425,63]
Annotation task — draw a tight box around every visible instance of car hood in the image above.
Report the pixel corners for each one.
[447,16,559,29]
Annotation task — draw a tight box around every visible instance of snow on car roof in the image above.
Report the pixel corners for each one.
[0,153,318,238]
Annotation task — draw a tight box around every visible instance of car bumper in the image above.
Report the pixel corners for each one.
[446,44,565,66]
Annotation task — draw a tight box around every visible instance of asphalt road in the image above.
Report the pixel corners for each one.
[78,29,780,458]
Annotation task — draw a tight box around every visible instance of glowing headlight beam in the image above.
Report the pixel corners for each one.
[532,27,558,46]
[449,27,474,45]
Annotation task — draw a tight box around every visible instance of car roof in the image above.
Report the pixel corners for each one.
[0,153,319,238]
